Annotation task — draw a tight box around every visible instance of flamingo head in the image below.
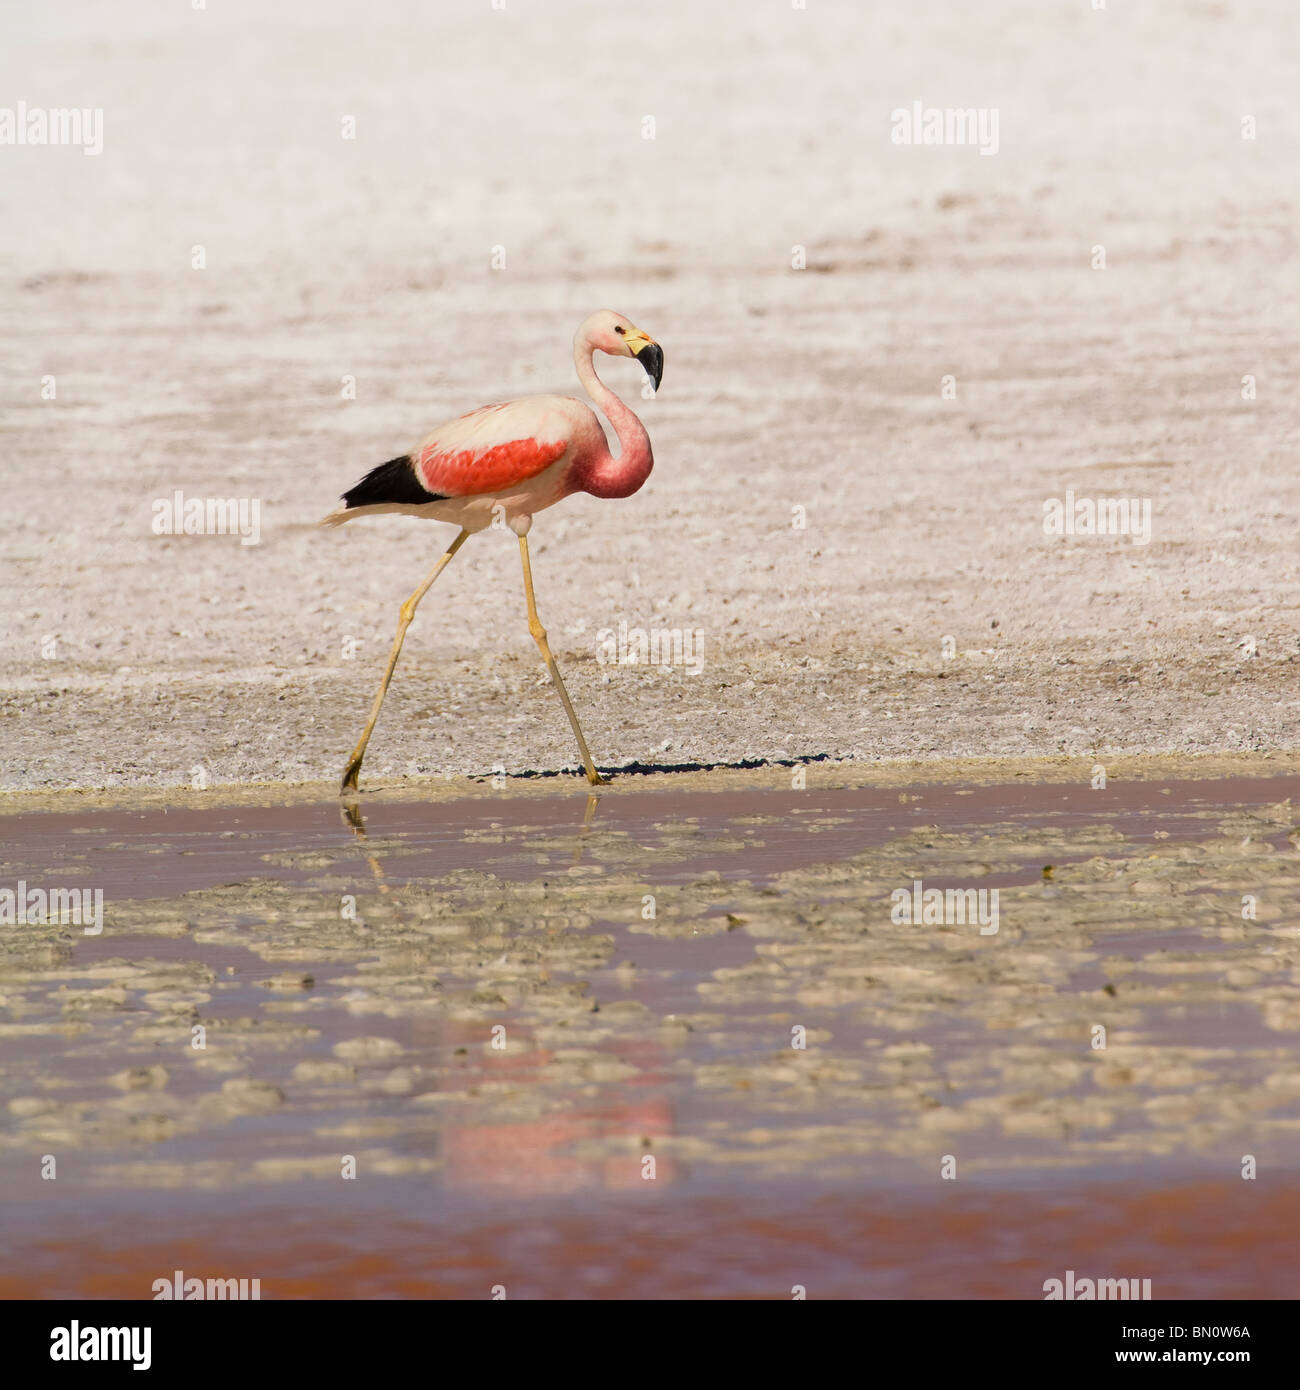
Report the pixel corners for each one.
[579,309,663,392]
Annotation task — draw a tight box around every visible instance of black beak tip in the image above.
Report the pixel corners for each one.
[635,342,664,391]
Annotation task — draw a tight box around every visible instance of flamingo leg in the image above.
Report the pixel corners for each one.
[518,534,606,785]
[339,527,470,795]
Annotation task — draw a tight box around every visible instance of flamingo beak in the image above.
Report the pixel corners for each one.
[633,340,664,392]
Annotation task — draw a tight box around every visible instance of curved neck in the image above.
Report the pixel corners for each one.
[573,337,654,499]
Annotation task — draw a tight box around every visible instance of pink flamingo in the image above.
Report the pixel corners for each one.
[323,309,663,795]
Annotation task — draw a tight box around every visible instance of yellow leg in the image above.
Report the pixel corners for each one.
[340,527,470,795]
[518,534,605,785]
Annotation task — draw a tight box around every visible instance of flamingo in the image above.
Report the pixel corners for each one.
[323,309,664,796]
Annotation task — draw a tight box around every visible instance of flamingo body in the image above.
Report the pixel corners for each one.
[326,311,663,793]
[324,310,662,534]
[415,401,570,496]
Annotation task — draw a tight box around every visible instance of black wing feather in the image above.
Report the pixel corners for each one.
[342,455,448,509]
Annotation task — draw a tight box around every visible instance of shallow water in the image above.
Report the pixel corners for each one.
[1,770,1298,1298]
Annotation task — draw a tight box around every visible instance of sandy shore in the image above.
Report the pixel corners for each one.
[3,0,1298,791]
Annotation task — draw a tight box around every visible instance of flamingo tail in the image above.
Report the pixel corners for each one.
[320,455,448,527]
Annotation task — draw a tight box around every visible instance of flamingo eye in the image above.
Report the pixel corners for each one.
[613,325,625,335]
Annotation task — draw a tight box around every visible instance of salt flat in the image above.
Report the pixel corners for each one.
[3,0,1298,790]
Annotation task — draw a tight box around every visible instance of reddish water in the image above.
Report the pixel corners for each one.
[2,1178,1295,1300]
[1,774,1297,1299]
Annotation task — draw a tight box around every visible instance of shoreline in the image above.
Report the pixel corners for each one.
[3,749,1297,814]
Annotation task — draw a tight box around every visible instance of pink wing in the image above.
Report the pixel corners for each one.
[414,402,568,497]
